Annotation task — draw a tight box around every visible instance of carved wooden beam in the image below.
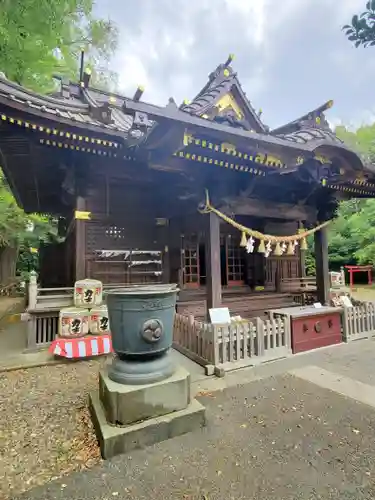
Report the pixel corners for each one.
[219,196,317,221]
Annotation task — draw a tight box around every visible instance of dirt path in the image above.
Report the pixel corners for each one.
[13,374,375,500]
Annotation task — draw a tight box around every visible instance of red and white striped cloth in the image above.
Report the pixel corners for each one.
[49,334,113,359]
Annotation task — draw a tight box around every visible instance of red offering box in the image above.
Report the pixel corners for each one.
[269,306,343,354]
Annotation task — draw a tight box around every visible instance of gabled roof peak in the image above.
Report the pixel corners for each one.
[208,54,235,83]
[271,100,342,147]
[271,100,334,136]
[181,54,267,133]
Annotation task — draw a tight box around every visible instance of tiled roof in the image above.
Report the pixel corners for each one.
[0,76,133,135]
[271,101,335,136]
[181,76,233,115]
[276,126,342,145]
[270,100,344,146]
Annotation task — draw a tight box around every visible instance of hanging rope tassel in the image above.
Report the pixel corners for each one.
[287,241,295,255]
[240,231,247,247]
[198,190,331,244]
[300,237,308,250]
[274,242,282,256]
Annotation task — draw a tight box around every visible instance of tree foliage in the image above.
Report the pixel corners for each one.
[343,0,375,48]
[0,0,119,93]
[305,200,368,275]
[304,123,375,273]
[336,124,375,163]
[328,121,375,267]
[0,170,59,281]
[0,1,120,282]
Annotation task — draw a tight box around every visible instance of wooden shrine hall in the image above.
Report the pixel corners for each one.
[1,54,375,321]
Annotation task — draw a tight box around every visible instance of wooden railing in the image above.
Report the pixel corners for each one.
[342,303,375,342]
[176,293,300,321]
[281,270,346,294]
[174,302,375,375]
[173,313,292,376]
[280,277,317,292]
[173,314,214,371]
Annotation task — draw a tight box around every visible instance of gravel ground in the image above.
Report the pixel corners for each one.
[13,374,375,500]
[0,358,110,500]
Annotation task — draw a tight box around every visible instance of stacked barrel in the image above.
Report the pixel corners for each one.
[58,279,110,339]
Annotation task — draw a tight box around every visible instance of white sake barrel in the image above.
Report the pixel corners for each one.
[89,305,110,335]
[74,279,103,307]
[59,307,89,338]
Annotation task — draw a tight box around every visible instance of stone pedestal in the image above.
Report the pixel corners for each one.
[108,351,175,386]
[90,366,206,459]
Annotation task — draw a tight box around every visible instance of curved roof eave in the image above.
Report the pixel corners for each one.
[312,142,365,174]
[270,100,334,136]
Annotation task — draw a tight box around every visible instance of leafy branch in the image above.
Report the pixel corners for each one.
[343,0,375,47]
[0,0,119,93]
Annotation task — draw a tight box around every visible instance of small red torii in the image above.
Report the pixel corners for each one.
[344,265,373,288]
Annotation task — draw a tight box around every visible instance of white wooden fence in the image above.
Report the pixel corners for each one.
[173,313,292,376]
[342,303,375,342]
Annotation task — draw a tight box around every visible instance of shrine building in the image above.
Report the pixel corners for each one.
[0,54,374,324]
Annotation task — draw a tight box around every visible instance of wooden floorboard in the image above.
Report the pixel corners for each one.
[177,289,298,320]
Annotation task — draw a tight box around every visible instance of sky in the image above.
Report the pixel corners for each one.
[95,0,373,130]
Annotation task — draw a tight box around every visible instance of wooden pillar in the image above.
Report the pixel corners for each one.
[162,245,171,284]
[275,266,281,293]
[298,221,306,277]
[314,225,330,305]
[205,212,222,315]
[349,269,353,288]
[26,271,38,350]
[75,196,87,281]
[160,223,171,284]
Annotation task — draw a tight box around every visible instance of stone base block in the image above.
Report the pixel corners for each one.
[89,391,206,459]
[99,366,191,425]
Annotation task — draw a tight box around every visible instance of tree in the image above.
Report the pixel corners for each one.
[0,0,119,93]
[336,124,375,163]
[343,0,375,48]
[346,200,375,265]
[304,201,360,275]
[0,170,59,283]
[304,123,375,273]
[327,199,364,266]
[327,124,375,267]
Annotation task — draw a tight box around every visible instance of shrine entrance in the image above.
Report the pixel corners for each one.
[180,233,246,289]
[196,240,228,287]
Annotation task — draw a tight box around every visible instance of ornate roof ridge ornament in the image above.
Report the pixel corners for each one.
[78,68,114,125]
[180,53,267,133]
[121,86,155,146]
[271,100,335,136]
[208,53,235,82]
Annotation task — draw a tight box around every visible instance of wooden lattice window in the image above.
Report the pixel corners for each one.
[181,234,200,288]
[226,236,245,286]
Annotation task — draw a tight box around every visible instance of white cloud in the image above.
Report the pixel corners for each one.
[96,0,375,128]
[116,54,150,98]
[223,0,266,45]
